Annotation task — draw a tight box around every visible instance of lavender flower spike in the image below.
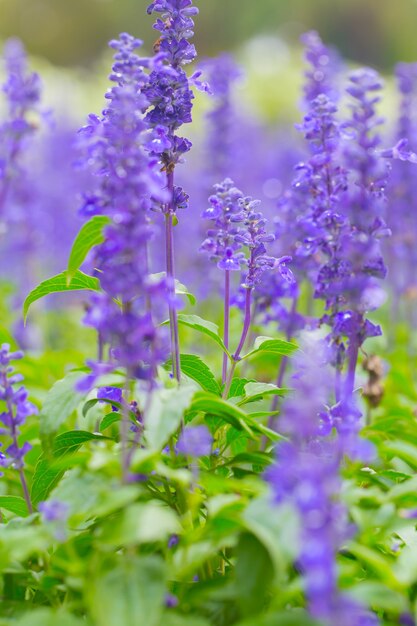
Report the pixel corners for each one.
[266,334,379,626]
[222,193,288,397]
[0,344,36,513]
[146,0,199,382]
[200,179,245,383]
[0,39,42,212]
[78,34,170,479]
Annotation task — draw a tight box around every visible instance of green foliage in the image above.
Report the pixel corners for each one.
[165,354,221,395]
[38,370,87,443]
[23,270,100,322]
[66,215,111,283]
[176,314,231,356]
[87,556,166,626]
[31,430,109,505]
[242,336,297,361]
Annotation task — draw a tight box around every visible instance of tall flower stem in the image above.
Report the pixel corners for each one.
[165,170,181,383]
[222,270,231,384]
[223,288,252,399]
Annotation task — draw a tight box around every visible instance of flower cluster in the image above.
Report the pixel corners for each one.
[266,335,378,626]
[200,179,245,271]
[318,69,390,387]
[145,0,198,176]
[0,38,42,212]
[0,344,36,472]
[201,54,242,181]
[272,33,343,338]
[235,196,280,289]
[385,63,417,311]
[0,39,42,274]
[301,30,342,105]
[78,34,169,385]
[201,180,292,292]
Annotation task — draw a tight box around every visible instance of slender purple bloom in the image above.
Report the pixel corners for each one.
[266,335,378,626]
[200,54,242,181]
[385,63,417,315]
[200,179,246,271]
[0,39,42,211]
[0,343,36,512]
[301,30,342,105]
[145,0,199,382]
[78,34,169,387]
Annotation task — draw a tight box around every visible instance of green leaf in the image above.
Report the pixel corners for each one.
[149,272,196,306]
[145,385,195,451]
[348,581,408,613]
[165,354,221,395]
[159,615,211,626]
[82,397,129,419]
[99,502,179,546]
[242,336,297,361]
[38,371,87,443]
[9,608,85,626]
[88,555,166,626]
[228,377,255,399]
[236,611,318,626]
[235,532,274,616]
[175,280,196,306]
[31,431,108,505]
[23,270,100,322]
[239,382,288,405]
[66,215,111,284]
[190,392,284,442]
[100,412,121,431]
[347,542,400,587]
[176,314,230,356]
[243,497,300,576]
[222,452,274,469]
[382,440,417,469]
[0,495,29,517]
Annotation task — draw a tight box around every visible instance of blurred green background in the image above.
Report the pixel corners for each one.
[1,0,417,69]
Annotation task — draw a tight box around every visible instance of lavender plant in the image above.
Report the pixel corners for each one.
[0,344,36,513]
[1,9,417,626]
[145,0,199,382]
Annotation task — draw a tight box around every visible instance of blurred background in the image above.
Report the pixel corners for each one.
[1,0,417,70]
[0,0,415,355]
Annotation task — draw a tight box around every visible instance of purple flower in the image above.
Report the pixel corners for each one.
[39,500,69,523]
[39,499,69,542]
[200,178,245,271]
[385,63,417,307]
[200,54,242,181]
[0,344,36,471]
[168,534,179,548]
[177,425,212,457]
[300,31,342,104]
[145,0,198,174]
[399,613,416,626]
[164,592,179,608]
[234,195,278,289]
[0,39,42,209]
[97,386,123,411]
[78,34,170,384]
[266,335,378,625]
